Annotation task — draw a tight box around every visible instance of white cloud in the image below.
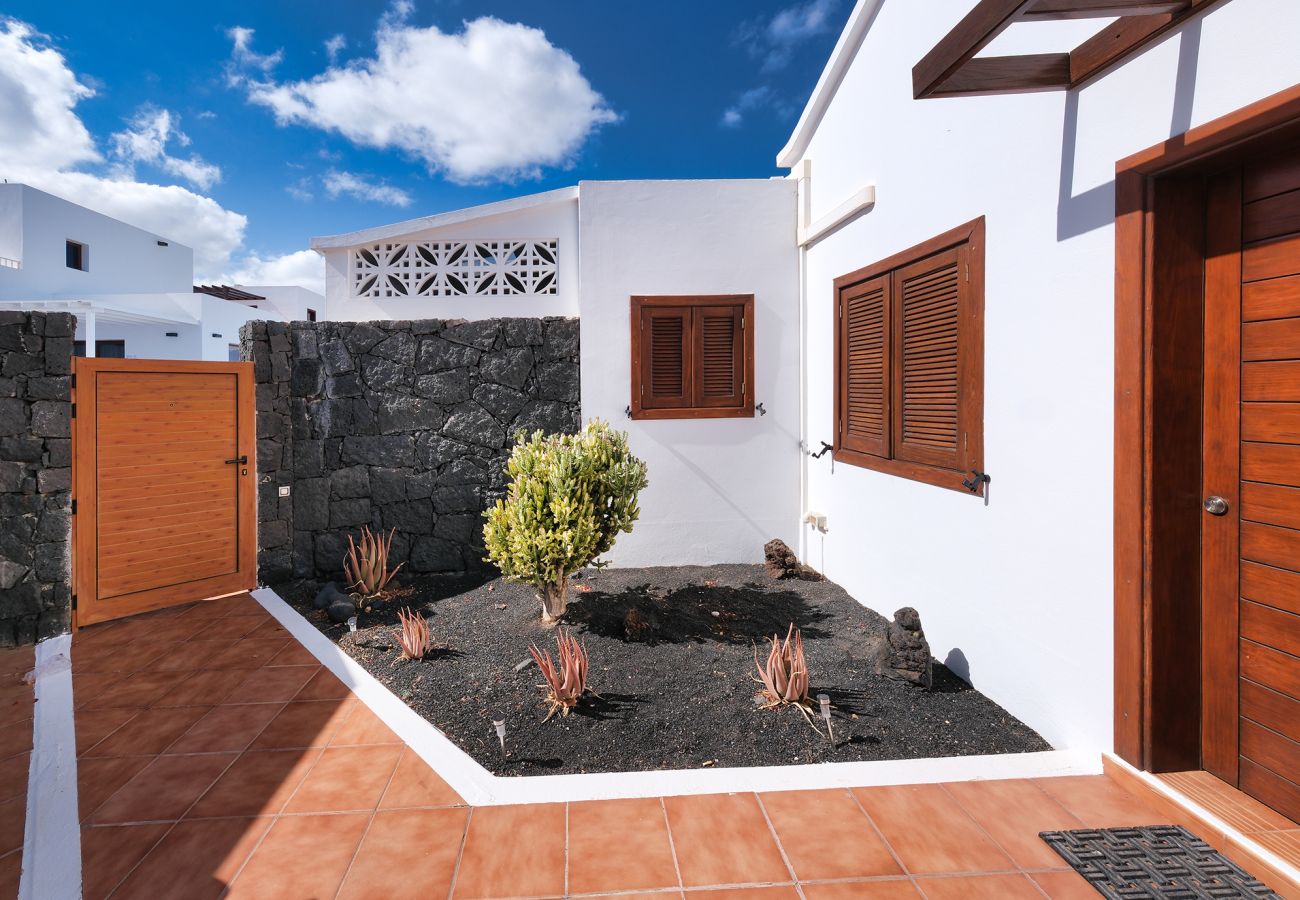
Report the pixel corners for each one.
[720,86,772,128]
[322,169,411,207]
[225,249,324,295]
[740,0,841,72]
[230,14,617,183]
[225,25,282,84]
[109,106,223,191]
[0,19,99,173]
[0,17,313,290]
[324,34,346,63]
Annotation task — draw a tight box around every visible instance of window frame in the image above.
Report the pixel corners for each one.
[629,294,755,421]
[66,240,88,271]
[832,217,985,494]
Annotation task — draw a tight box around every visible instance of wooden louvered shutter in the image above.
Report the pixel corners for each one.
[892,246,967,470]
[639,306,692,410]
[839,275,891,457]
[694,305,744,409]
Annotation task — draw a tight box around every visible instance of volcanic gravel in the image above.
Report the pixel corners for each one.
[280,564,1050,776]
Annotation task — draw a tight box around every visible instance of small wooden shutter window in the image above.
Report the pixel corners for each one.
[640,307,692,410]
[695,305,744,409]
[832,218,983,494]
[631,295,754,419]
[893,246,964,470]
[839,275,891,457]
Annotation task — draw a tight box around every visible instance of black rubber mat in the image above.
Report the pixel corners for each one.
[1038,825,1280,898]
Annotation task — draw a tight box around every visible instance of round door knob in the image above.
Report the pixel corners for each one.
[1204,496,1229,516]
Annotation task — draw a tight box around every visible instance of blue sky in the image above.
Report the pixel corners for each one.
[0,1,850,290]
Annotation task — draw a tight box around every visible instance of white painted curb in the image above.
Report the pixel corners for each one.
[252,586,1101,806]
[19,633,81,900]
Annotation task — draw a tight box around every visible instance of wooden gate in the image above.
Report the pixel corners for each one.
[72,359,256,626]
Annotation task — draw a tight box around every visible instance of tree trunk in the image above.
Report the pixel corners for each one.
[540,576,569,625]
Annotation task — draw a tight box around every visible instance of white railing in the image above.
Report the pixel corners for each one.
[0,257,20,270]
[351,239,558,298]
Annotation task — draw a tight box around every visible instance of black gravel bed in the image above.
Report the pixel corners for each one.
[278,564,1050,777]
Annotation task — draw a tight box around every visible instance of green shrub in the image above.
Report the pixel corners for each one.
[483,420,648,623]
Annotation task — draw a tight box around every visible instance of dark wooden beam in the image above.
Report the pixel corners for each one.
[932,54,1072,96]
[912,0,1037,99]
[1023,0,1190,19]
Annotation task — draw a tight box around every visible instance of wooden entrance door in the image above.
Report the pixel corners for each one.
[1202,148,1300,822]
[73,359,256,626]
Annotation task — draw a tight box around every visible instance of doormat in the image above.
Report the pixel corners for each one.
[1039,825,1280,898]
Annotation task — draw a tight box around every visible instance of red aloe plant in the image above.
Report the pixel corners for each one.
[395,607,431,660]
[528,628,589,721]
[754,624,812,709]
[344,526,403,599]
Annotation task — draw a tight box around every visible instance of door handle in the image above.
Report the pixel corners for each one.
[1204,495,1229,516]
[224,455,249,465]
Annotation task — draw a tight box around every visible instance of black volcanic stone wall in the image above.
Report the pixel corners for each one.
[0,312,73,646]
[242,317,580,584]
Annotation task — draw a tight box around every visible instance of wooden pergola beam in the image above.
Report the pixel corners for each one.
[1022,0,1190,19]
[912,0,1038,100]
[931,54,1072,96]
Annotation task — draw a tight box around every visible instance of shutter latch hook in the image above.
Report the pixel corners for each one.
[961,469,991,493]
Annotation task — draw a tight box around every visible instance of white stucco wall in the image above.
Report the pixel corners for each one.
[578,179,802,566]
[322,198,578,322]
[0,184,192,298]
[792,0,1300,753]
[237,285,324,322]
[70,294,260,361]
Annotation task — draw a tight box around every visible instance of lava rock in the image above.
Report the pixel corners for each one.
[314,581,351,610]
[326,596,358,624]
[763,538,824,581]
[885,606,933,690]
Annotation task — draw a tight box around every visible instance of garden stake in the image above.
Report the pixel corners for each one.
[817,693,833,742]
[493,719,507,754]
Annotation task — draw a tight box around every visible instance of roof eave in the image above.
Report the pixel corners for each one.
[309,185,580,251]
[776,0,887,169]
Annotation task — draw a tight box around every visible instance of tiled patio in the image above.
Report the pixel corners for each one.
[0,642,35,898]
[9,593,1285,898]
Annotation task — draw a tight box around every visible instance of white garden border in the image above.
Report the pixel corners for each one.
[18,633,80,900]
[252,586,1100,806]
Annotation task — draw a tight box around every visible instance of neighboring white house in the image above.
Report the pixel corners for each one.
[0,183,322,360]
[313,0,1300,813]
[313,179,803,569]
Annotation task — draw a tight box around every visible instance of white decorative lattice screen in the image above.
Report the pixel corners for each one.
[350,240,558,298]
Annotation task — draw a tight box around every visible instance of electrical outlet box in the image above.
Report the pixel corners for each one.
[278,485,291,498]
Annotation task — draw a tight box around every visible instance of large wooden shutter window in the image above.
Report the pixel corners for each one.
[631,295,755,419]
[834,218,984,494]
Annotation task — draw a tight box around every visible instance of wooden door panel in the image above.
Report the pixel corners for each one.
[1241,601,1300,657]
[1242,442,1300,486]
[1240,482,1300,530]
[1243,232,1300,282]
[1244,152,1300,202]
[73,359,256,626]
[1243,275,1300,321]
[1241,403,1300,443]
[1241,560,1300,616]
[1240,680,1300,744]
[1243,189,1300,243]
[1242,318,1300,360]
[1242,639,1300,700]
[1242,361,1300,400]
[1241,522,1300,570]
[1240,719,1300,783]
[1239,759,1300,825]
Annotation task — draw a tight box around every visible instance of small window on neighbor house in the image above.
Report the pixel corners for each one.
[834,218,984,494]
[65,240,87,271]
[630,295,754,420]
[307,308,317,322]
[228,344,241,362]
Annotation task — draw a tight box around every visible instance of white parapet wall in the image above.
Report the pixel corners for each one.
[577,179,802,566]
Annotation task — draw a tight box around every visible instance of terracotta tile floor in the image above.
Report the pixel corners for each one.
[53,594,1286,898]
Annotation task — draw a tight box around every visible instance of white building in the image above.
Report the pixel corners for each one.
[0,183,322,360]
[315,0,1300,820]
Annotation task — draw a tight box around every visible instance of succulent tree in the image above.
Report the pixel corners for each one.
[483,420,648,624]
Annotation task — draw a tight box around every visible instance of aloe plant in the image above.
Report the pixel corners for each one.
[343,525,403,599]
[754,624,813,713]
[395,607,430,660]
[528,628,589,721]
